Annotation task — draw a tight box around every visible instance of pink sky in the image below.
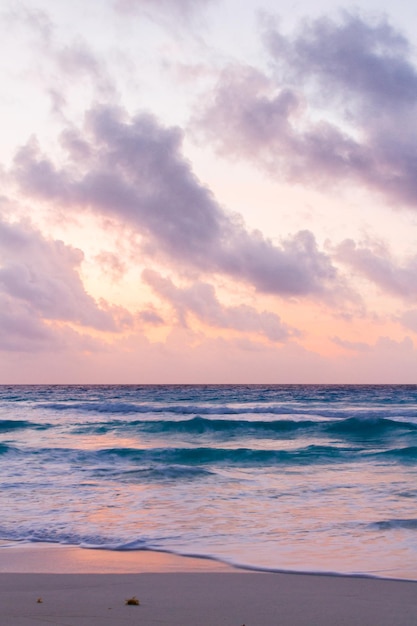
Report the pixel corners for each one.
[1,0,417,383]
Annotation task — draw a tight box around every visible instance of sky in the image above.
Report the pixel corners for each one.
[1,0,417,383]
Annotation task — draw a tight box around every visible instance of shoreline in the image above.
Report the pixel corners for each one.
[1,545,417,625]
[1,541,416,582]
[0,542,235,574]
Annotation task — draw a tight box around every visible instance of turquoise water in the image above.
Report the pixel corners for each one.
[1,384,417,579]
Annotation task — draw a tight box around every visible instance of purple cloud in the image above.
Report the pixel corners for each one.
[12,105,338,299]
[196,13,417,209]
[56,41,113,99]
[138,308,165,325]
[95,251,126,282]
[5,7,115,116]
[266,13,417,112]
[143,270,299,342]
[331,336,371,352]
[195,63,368,184]
[400,310,417,334]
[0,219,122,331]
[336,239,417,299]
[0,293,56,352]
[114,0,214,17]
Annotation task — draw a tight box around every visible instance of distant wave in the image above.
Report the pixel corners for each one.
[6,441,416,468]
[20,444,361,467]
[116,465,215,482]
[72,415,417,439]
[73,416,319,436]
[3,412,416,442]
[375,446,417,462]
[325,416,417,435]
[0,419,48,432]
[40,400,317,415]
[39,400,417,422]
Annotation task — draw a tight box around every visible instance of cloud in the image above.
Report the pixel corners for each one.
[143,269,299,342]
[137,308,165,325]
[3,6,116,117]
[265,12,417,113]
[0,293,56,352]
[3,5,54,44]
[336,239,417,299]
[196,13,417,209]
[0,292,108,354]
[331,336,371,352]
[400,310,417,334]
[95,251,126,282]
[0,218,121,332]
[195,63,366,184]
[12,104,338,299]
[114,0,214,18]
[56,40,114,98]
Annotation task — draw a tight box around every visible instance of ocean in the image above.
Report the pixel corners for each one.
[1,384,417,580]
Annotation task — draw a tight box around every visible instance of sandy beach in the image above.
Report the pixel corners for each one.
[1,545,417,626]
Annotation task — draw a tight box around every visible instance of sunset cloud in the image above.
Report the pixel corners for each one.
[143,270,299,342]
[265,13,417,111]
[0,294,55,352]
[55,41,114,99]
[331,336,372,352]
[400,310,417,334]
[114,0,214,17]
[197,13,417,208]
[336,239,417,299]
[0,219,122,332]
[13,105,338,299]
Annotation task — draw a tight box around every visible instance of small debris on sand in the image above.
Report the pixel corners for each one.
[36,598,43,604]
[125,596,140,605]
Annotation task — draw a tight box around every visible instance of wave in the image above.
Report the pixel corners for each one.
[374,446,417,462]
[74,416,319,437]
[72,415,417,439]
[0,526,149,549]
[0,524,410,581]
[325,416,417,436]
[369,518,417,531]
[0,526,413,580]
[41,400,316,416]
[38,400,417,422]
[143,416,317,434]
[41,401,147,414]
[92,445,357,467]
[0,419,48,432]
[116,465,215,482]
[32,444,360,467]
[15,440,417,468]
[4,438,416,474]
